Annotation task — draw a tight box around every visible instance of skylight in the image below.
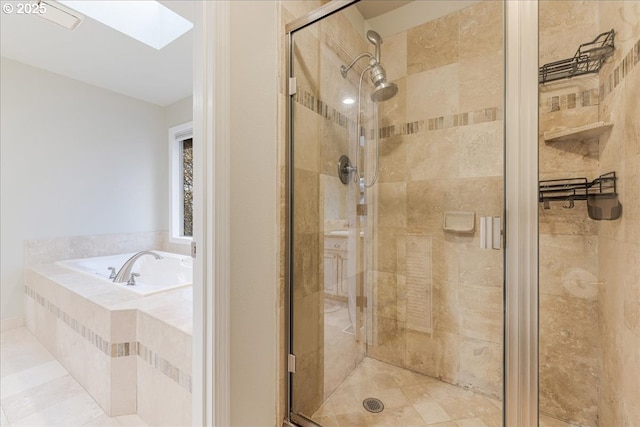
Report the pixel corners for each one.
[58,1,193,50]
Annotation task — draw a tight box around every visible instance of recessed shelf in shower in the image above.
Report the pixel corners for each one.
[543,121,613,143]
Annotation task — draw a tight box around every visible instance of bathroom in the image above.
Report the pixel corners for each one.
[1,1,639,427]
[1,1,195,425]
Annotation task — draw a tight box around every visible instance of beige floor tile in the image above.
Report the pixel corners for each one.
[365,405,428,427]
[456,417,489,427]
[115,414,149,426]
[400,384,434,404]
[0,407,9,426]
[81,414,122,426]
[1,375,86,422]
[334,412,369,427]
[0,328,152,427]
[313,414,339,427]
[0,328,56,378]
[438,394,500,421]
[539,413,579,427]
[10,393,105,427]
[0,360,68,399]
[413,400,451,425]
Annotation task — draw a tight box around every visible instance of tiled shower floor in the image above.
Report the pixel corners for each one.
[311,357,503,427]
[313,358,573,427]
[313,316,577,427]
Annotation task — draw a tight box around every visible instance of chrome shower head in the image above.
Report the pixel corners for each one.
[371,80,398,102]
[339,30,397,102]
[369,62,398,102]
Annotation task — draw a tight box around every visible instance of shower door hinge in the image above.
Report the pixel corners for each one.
[190,241,197,258]
[287,354,296,373]
[289,77,297,96]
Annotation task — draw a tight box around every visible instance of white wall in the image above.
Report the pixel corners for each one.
[0,58,167,323]
[229,2,278,426]
[165,96,193,129]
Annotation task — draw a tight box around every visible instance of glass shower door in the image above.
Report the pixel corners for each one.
[288,1,505,425]
[289,8,368,421]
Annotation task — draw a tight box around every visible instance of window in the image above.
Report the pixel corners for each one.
[169,122,193,243]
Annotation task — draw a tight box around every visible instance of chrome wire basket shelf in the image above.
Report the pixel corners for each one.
[539,29,615,84]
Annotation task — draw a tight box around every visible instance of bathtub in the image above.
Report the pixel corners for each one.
[56,250,192,296]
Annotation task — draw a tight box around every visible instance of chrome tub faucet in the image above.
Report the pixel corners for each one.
[112,251,163,283]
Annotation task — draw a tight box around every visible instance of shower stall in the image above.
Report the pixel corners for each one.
[286,1,510,426]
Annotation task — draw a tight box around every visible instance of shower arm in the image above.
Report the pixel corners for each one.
[340,52,374,78]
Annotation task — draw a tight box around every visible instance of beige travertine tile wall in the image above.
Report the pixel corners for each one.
[596,2,640,426]
[539,2,640,426]
[366,0,505,400]
[538,2,601,425]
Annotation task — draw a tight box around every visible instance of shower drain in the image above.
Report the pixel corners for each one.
[362,397,384,413]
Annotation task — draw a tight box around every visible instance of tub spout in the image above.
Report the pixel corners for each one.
[113,251,163,283]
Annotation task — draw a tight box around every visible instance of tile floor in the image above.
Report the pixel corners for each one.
[323,299,362,401]
[1,327,147,427]
[311,357,577,427]
[2,325,581,427]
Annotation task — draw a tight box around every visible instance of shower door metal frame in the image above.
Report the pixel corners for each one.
[284,1,540,425]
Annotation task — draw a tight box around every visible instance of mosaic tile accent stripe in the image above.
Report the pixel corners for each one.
[543,89,600,113]
[24,286,129,356]
[138,342,192,392]
[24,286,191,393]
[293,86,356,133]
[294,86,502,141]
[600,38,640,101]
[376,107,502,140]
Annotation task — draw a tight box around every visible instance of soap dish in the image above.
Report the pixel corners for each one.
[443,211,475,233]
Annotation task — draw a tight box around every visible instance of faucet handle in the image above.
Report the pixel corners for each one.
[107,267,117,280]
[127,273,140,286]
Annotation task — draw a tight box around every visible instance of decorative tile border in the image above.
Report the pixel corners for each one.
[542,89,600,113]
[294,86,355,133]
[138,342,192,392]
[294,86,502,141]
[24,285,191,393]
[376,107,502,140]
[600,38,640,101]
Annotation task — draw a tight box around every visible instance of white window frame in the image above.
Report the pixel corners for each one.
[169,121,194,244]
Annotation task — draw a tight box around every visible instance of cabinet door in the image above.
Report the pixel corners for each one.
[323,253,338,295]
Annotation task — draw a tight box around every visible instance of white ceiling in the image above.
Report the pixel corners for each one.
[356,1,413,19]
[0,0,193,107]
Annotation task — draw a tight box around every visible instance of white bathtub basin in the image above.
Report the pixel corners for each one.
[56,250,192,296]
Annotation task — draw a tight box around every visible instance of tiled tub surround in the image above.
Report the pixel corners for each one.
[23,262,192,426]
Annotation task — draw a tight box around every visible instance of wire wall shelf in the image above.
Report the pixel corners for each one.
[539,172,621,220]
[539,29,615,84]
